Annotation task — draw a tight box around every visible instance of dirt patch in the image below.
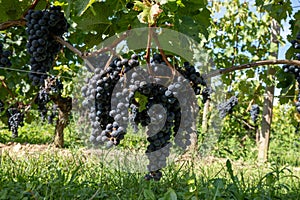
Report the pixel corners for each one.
[0,142,53,154]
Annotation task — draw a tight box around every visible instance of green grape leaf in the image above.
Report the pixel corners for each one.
[0,0,31,21]
[134,91,148,112]
[77,0,96,16]
[158,188,177,200]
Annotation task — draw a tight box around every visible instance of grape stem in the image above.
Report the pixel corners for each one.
[145,24,154,77]
[149,25,176,83]
[53,35,85,59]
[203,59,300,79]
[145,25,152,64]
[152,28,176,77]
[0,19,26,31]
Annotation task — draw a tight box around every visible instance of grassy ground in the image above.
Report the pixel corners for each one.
[0,122,300,199]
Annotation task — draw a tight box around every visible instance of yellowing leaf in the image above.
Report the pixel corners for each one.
[53,65,71,72]
[134,92,148,112]
[137,9,150,24]
[134,1,146,11]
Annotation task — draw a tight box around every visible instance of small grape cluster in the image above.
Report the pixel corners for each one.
[176,64,205,94]
[35,87,51,121]
[47,104,58,124]
[7,108,24,138]
[82,55,138,147]
[291,33,300,49]
[100,122,126,148]
[0,43,12,69]
[283,32,300,113]
[35,78,62,122]
[25,6,69,85]
[250,104,259,123]
[218,96,238,119]
[283,64,300,113]
[201,87,212,103]
[49,76,63,94]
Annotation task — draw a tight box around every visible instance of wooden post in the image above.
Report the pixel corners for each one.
[257,19,279,162]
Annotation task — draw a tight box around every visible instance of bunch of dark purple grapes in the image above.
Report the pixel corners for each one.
[250,104,259,124]
[7,108,24,138]
[283,32,300,113]
[82,53,198,181]
[218,96,238,119]
[25,6,69,85]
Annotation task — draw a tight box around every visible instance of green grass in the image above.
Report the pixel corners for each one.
[0,122,300,199]
[0,147,299,200]
[0,120,83,148]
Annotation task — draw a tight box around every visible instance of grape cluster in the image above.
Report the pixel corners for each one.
[283,33,300,113]
[283,64,300,113]
[49,76,63,94]
[201,87,212,103]
[47,104,58,124]
[250,104,259,123]
[128,82,182,180]
[83,53,198,181]
[7,108,24,138]
[82,55,138,147]
[35,88,51,121]
[0,43,12,69]
[218,96,238,119]
[291,37,300,50]
[100,122,126,148]
[25,6,69,85]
